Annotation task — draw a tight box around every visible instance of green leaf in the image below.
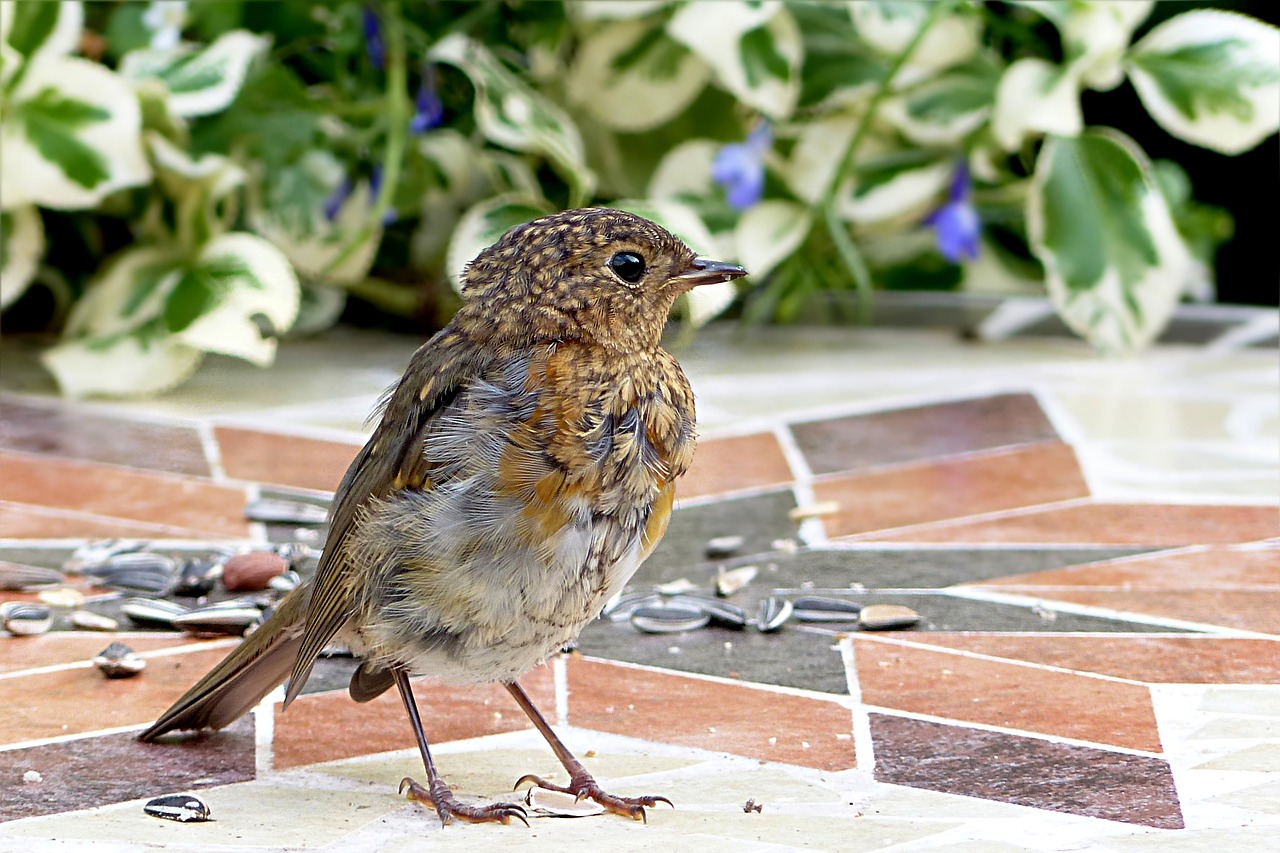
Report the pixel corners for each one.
[14,87,110,189]
[104,4,152,61]
[1028,130,1189,353]
[119,30,268,117]
[164,269,216,332]
[739,25,789,89]
[7,3,60,58]
[121,260,182,318]
[1132,40,1277,123]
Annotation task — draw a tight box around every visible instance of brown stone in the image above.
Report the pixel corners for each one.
[222,552,287,592]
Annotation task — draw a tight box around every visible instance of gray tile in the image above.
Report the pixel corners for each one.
[641,489,800,578]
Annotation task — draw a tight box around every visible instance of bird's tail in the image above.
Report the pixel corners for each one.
[137,583,311,741]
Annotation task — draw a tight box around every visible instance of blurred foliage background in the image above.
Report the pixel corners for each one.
[1,0,1277,397]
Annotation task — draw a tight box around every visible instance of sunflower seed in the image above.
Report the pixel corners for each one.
[80,551,175,577]
[144,794,212,822]
[522,786,606,817]
[792,596,862,622]
[83,553,177,595]
[631,604,709,634]
[244,498,329,525]
[172,604,262,636]
[70,610,119,632]
[705,535,745,559]
[267,570,301,592]
[754,597,792,633]
[93,642,146,678]
[698,599,748,629]
[121,597,189,629]
[715,565,757,597]
[602,591,662,621]
[0,561,63,591]
[857,604,920,631]
[2,602,52,636]
[172,558,222,598]
[64,540,147,574]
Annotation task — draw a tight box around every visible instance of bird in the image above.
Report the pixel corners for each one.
[138,208,748,826]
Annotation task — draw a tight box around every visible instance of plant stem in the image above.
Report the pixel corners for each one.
[345,275,421,318]
[820,0,958,320]
[322,0,409,277]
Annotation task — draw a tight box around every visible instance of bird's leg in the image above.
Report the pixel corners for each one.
[394,668,528,827]
[505,680,673,822]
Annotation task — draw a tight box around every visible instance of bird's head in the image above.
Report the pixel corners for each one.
[457,208,747,351]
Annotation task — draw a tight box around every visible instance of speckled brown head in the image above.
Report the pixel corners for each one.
[456,208,746,352]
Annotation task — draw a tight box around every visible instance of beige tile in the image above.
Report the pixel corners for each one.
[655,810,959,852]
[1198,688,1280,717]
[1051,393,1237,442]
[1193,744,1280,772]
[1188,718,1280,739]
[1206,780,1280,815]
[1106,825,1280,851]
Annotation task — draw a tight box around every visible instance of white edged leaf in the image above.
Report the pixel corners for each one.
[1061,0,1153,91]
[838,158,952,224]
[647,139,719,199]
[0,56,151,210]
[42,334,203,398]
[1,0,82,63]
[572,1,670,21]
[567,18,708,133]
[447,194,553,293]
[849,1,980,80]
[431,35,595,202]
[147,131,246,248]
[119,30,269,117]
[784,113,858,205]
[612,197,734,326]
[63,246,184,339]
[0,205,44,308]
[880,53,999,145]
[289,283,348,337]
[1027,130,1190,354]
[733,200,811,280]
[992,57,1082,150]
[1127,10,1280,155]
[667,1,801,120]
[170,233,300,364]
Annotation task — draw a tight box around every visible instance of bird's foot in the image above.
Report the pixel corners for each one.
[400,777,528,827]
[514,772,673,822]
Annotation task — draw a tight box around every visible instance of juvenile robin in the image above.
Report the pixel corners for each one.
[139,208,747,826]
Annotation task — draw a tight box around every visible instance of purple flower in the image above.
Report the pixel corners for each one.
[408,64,444,135]
[363,6,384,71]
[924,162,981,263]
[712,122,771,211]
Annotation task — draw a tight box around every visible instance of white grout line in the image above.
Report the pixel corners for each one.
[0,722,153,752]
[254,692,278,776]
[837,496,1097,542]
[771,423,828,546]
[838,636,876,782]
[861,705,1171,760]
[553,652,569,727]
[0,639,239,680]
[194,420,228,482]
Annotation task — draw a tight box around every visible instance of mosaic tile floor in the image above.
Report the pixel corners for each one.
[1,323,1278,852]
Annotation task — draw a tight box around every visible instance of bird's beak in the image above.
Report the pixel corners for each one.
[675,257,748,288]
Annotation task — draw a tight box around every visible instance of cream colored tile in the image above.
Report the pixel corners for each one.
[1198,688,1280,717]
[1188,718,1280,739]
[1050,393,1237,442]
[1193,744,1280,772]
[2,782,398,849]
[1106,825,1280,851]
[857,784,1059,821]
[1206,780,1280,816]
[656,810,959,852]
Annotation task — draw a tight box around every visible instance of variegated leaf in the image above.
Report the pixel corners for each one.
[0,0,82,64]
[567,18,709,133]
[447,194,553,293]
[848,0,980,81]
[119,30,269,117]
[1060,0,1153,91]
[62,246,184,340]
[992,58,1083,150]
[647,139,718,199]
[431,35,595,203]
[837,157,952,225]
[0,57,150,210]
[784,114,857,205]
[733,201,811,280]
[1028,130,1189,354]
[667,1,801,120]
[42,334,203,398]
[572,1,670,21]
[0,205,44,308]
[1127,10,1280,155]
[881,53,999,145]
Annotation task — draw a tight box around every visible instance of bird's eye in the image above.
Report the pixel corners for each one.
[608,252,646,284]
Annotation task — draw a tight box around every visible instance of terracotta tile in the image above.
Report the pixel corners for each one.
[977,545,1280,590]
[870,714,1183,829]
[271,666,556,770]
[907,634,1280,684]
[0,716,254,822]
[566,657,855,771]
[866,503,1280,546]
[0,501,233,540]
[679,432,792,500]
[815,443,1089,538]
[215,426,360,493]
[1024,590,1280,634]
[0,453,250,538]
[0,399,210,477]
[0,644,239,744]
[0,634,222,675]
[854,637,1162,751]
[791,394,1057,476]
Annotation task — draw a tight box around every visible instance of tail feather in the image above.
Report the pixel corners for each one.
[138,585,311,741]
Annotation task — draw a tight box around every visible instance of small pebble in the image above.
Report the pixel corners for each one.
[70,610,119,632]
[38,588,86,609]
[858,604,921,631]
[222,552,288,592]
[715,565,757,597]
[705,535,744,559]
[93,642,146,678]
[788,501,840,521]
[23,770,42,784]
[144,794,212,822]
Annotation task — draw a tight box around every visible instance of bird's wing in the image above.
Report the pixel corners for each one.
[282,329,491,707]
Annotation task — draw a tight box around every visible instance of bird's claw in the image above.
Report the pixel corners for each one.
[401,776,529,827]
[512,772,673,822]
